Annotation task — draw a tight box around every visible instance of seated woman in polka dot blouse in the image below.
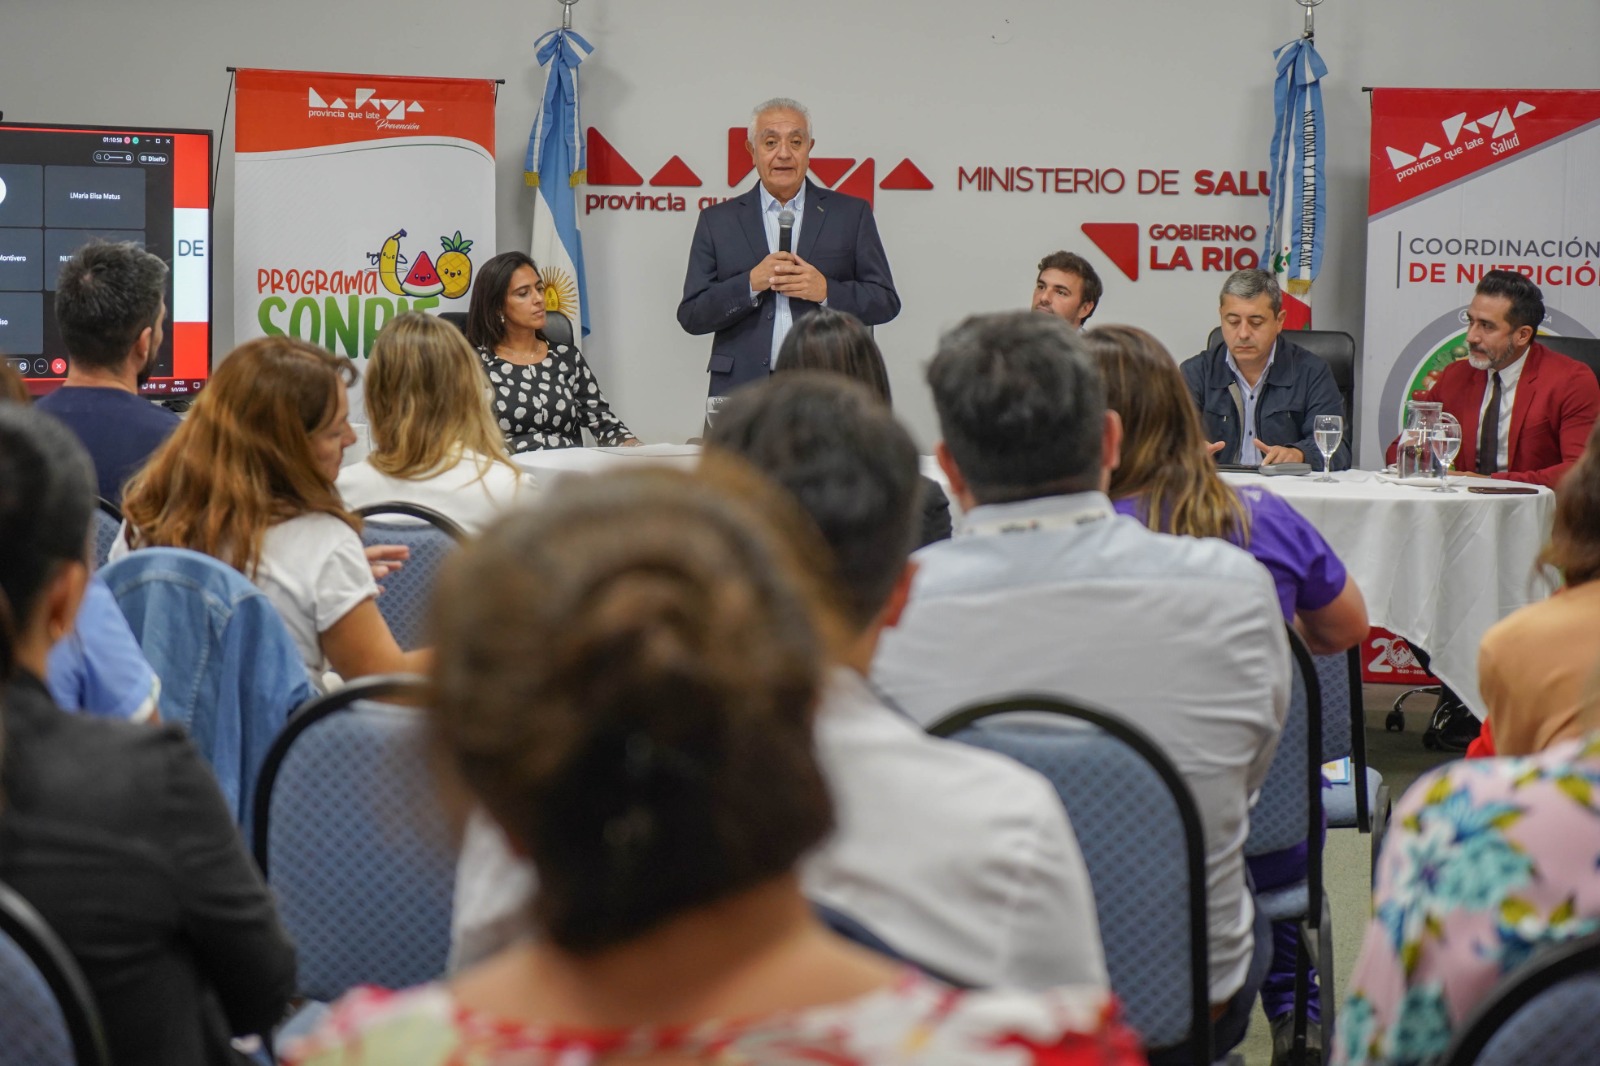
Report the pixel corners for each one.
[465,252,637,452]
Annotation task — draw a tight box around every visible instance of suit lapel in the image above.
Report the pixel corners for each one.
[1504,344,1543,471]
[737,185,767,262]
[797,180,828,262]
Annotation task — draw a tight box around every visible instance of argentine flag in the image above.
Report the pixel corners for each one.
[527,28,592,337]
[1264,36,1326,330]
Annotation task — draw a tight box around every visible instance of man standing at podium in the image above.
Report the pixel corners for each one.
[678,98,900,397]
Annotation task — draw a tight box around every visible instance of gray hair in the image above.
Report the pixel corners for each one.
[748,98,813,144]
[1218,269,1282,315]
[55,241,169,371]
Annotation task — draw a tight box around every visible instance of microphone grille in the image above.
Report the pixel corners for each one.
[778,209,795,226]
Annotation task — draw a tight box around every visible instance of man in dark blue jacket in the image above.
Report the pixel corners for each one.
[1181,269,1349,470]
[677,98,899,397]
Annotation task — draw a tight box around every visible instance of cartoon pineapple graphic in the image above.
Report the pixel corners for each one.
[437,231,474,300]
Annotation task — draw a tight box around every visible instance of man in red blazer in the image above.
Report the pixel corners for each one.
[1389,270,1600,489]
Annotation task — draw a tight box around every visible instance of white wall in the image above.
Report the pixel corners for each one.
[5,0,1597,448]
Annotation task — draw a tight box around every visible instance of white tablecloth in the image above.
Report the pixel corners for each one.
[1222,470,1557,716]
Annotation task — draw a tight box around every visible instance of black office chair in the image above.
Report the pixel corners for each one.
[1205,327,1358,439]
[438,309,575,350]
[1535,334,1600,387]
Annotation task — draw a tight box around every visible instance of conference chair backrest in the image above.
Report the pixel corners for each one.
[1244,628,1322,858]
[1535,334,1600,388]
[1206,327,1357,435]
[929,695,1210,1065]
[91,498,122,571]
[354,503,465,652]
[100,547,318,826]
[1438,929,1600,1066]
[438,309,576,350]
[252,674,456,1002]
[0,879,110,1066]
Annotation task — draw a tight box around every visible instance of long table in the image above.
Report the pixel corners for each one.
[1222,470,1557,717]
[511,449,1555,718]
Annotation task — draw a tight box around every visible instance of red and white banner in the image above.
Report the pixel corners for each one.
[233,68,496,363]
[1359,88,1600,465]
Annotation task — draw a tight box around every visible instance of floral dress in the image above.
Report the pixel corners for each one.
[1335,733,1600,1066]
[477,342,632,451]
[284,969,1147,1065]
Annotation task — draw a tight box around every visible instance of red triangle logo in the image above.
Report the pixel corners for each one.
[808,157,856,187]
[649,155,702,187]
[586,128,642,186]
[836,158,876,209]
[727,127,753,186]
[1080,222,1140,281]
[880,158,934,191]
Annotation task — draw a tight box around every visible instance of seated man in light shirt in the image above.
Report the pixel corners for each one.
[449,372,1109,993]
[1182,269,1348,469]
[872,310,1288,1062]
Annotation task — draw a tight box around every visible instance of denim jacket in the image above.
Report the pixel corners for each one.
[100,548,317,827]
[1180,337,1351,470]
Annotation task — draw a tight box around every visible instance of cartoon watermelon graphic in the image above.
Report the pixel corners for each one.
[400,251,445,297]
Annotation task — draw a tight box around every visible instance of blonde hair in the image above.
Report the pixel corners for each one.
[365,313,517,484]
[122,336,359,576]
[1081,324,1250,543]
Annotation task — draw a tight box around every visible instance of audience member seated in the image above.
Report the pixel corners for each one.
[1337,675,1600,1066]
[1086,323,1368,1064]
[46,574,162,722]
[774,307,953,546]
[117,336,428,686]
[337,312,537,534]
[709,372,1105,987]
[288,468,1144,1066]
[0,404,295,1065]
[34,241,181,505]
[1031,249,1103,330]
[870,311,1289,1062]
[466,252,637,452]
[1478,419,1600,755]
[451,378,1106,990]
[1384,270,1600,489]
[1182,269,1349,470]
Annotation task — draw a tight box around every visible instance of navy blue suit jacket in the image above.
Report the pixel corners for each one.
[677,179,900,395]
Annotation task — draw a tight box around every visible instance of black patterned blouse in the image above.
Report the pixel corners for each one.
[476,342,632,452]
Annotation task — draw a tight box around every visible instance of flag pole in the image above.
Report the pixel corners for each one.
[1300,0,1321,39]
[561,0,579,30]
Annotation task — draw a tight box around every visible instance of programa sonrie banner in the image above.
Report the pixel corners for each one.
[233,68,496,366]
[1360,88,1600,467]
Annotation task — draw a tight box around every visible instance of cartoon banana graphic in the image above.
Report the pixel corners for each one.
[378,229,407,296]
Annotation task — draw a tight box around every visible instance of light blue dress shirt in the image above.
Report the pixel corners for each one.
[1225,341,1278,465]
[757,182,806,368]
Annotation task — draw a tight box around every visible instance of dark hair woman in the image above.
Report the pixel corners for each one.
[776,308,952,546]
[0,403,294,1064]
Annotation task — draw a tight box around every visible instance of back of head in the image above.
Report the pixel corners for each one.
[430,468,832,955]
[0,405,95,672]
[366,312,511,478]
[774,309,892,405]
[121,336,357,573]
[705,373,919,630]
[927,310,1105,503]
[1546,419,1600,585]
[465,251,539,351]
[1082,324,1247,541]
[55,241,169,371]
[1477,269,1546,335]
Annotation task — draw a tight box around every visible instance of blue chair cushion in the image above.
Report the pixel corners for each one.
[1325,768,1385,830]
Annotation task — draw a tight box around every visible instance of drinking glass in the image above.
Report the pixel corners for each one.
[705,395,729,430]
[1313,414,1342,482]
[1430,413,1463,492]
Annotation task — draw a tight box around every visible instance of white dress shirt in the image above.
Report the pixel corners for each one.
[448,667,1108,991]
[1477,348,1527,471]
[757,182,806,367]
[871,491,1289,1004]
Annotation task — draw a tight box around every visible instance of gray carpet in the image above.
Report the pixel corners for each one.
[1234,683,1459,1065]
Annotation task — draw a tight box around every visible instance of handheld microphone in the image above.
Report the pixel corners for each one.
[778,209,794,254]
